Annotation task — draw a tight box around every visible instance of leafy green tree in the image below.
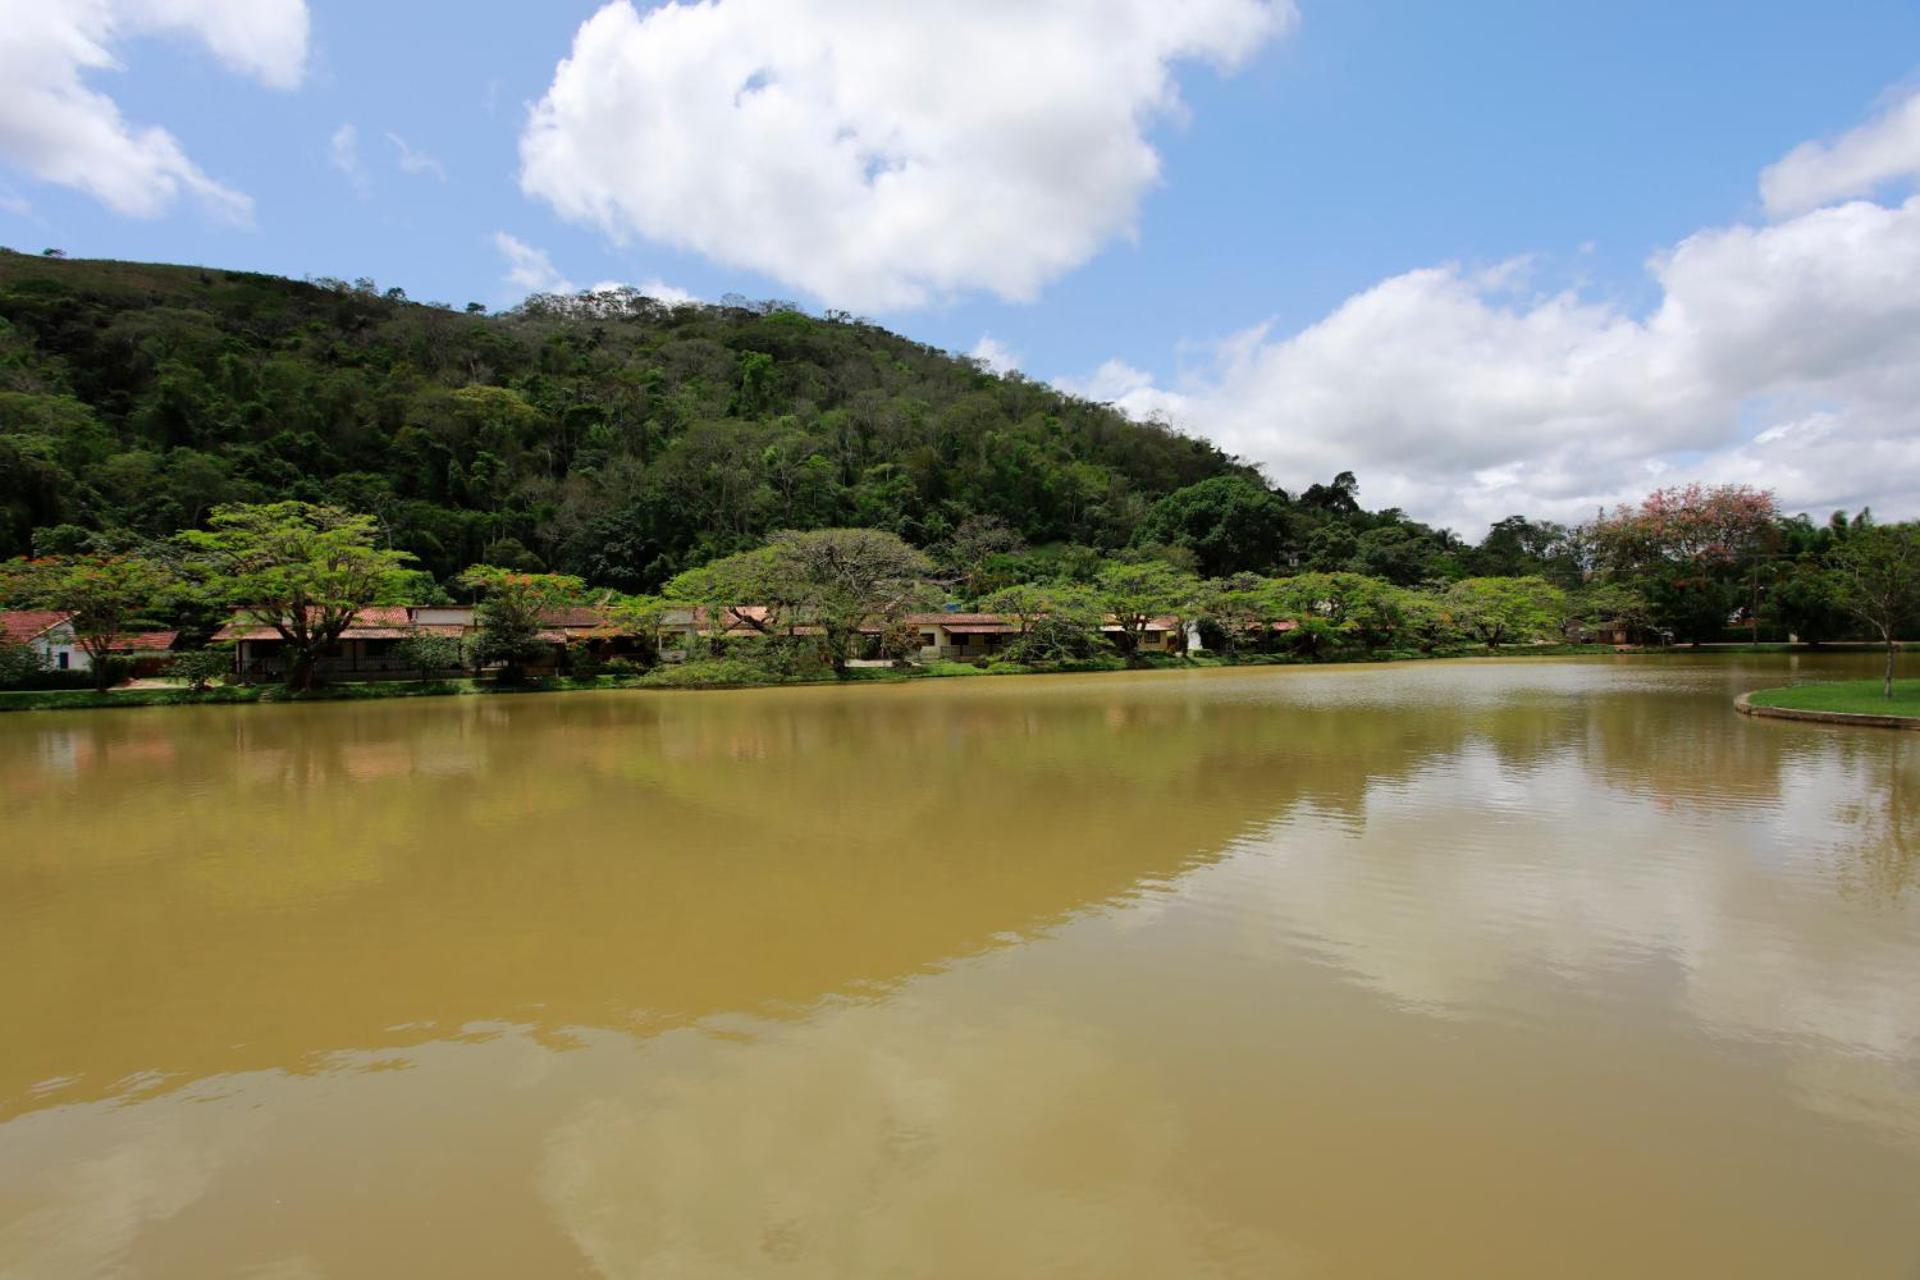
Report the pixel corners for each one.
[1274,572,1403,654]
[458,566,586,682]
[180,502,415,690]
[1445,577,1567,649]
[1568,581,1658,642]
[1132,476,1292,577]
[393,631,467,681]
[166,648,233,691]
[764,528,936,674]
[0,635,47,687]
[1827,522,1920,699]
[1350,524,1443,586]
[1391,587,1461,653]
[1093,560,1198,661]
[1766,561,1848,646]
[1472,516,1579,585]
[1196,573,1287,654]
[11,553,174,688]
[980,581,1104,662]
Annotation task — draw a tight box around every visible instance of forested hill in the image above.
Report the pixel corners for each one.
[0,252,1259,587]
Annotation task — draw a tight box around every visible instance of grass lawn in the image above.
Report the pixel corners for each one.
[1747,679,1920,719]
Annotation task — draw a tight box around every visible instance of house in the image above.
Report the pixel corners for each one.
[213,604,654,680]
[103,630,180,677]
[0,610,84,671]
[215,606,450,680]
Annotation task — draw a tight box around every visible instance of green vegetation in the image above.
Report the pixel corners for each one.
[3,255,1917,703]
[1747,681,1920,720]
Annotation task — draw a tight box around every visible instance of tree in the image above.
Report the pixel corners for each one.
[10,554,174,688]
[1093,560,1197,661]
[982,581,1103,663]
[180,502,415,690]
[1197,573,1287,654]
[1587,485,1779,644]
[1569,581,1658,643]
[1391,587,1461,653]
[1132,476,1293,578]
[0,635,47,687]
[940,514,1026,594]
[1767,561,1848,646]
[167,648,233,691]
[393,631,467,681]
[1445,577,1567,649]
[458,566,585,682]
[1273,572,1403,654]
[1828,523,1920,699]
[763,528,936,674]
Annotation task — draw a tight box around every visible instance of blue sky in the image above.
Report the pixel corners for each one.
[5,1,1920,533]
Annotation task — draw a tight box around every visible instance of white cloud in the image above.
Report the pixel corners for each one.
[626,278,699,306]
[519,0,1293,312]
[328,123,367,195]
[1062,128,1920,535]
[494,231,573,297]
[1760,89,1920,218]
[0,0,308,221]
[386,131,445,181]
[968,335,1020,376]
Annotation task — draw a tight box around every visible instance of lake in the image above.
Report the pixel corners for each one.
[2,654,1917,1278]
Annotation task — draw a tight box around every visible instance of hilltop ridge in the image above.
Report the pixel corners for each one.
[0,252,1252,586]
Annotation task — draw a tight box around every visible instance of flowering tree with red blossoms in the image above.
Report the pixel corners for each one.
[1588,485,1780,644]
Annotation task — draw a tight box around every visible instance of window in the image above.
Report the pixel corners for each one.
[921,633,937,647]
[56,652,69,670]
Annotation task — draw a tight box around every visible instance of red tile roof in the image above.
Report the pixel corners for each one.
[0,611,72,643]
[107,631,178,652]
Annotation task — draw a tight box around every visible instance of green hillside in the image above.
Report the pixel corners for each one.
[0,252,1253,587]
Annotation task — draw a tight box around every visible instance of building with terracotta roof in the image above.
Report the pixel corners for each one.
[1,611,84,671]
[213,605,651,680]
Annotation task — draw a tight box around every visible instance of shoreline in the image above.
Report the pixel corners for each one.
[1735,683,1920,730]
[0,642,1884,715]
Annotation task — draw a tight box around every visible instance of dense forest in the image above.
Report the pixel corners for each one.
[0,252,1535,588]
[5,252,1910,675]
[0,252,1277,582]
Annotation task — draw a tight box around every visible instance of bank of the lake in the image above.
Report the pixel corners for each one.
[0,642,1784,714]
[1740,678,1920,729]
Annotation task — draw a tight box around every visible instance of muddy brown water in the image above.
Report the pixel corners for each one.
[2,653,1917,1278]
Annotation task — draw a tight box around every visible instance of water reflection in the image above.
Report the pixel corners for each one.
[2,654,1918,1277]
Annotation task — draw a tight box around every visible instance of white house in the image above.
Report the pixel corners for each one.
[0,611,88,671]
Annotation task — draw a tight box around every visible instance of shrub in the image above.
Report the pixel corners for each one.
[393,632,467,680]
[0,639,48,689]
[167,649,233,691]
[635,659,788,688]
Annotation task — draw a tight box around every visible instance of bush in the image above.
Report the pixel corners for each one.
[568,647,606,679]
[602,657,645,679]
[0,640,48,689]
[393,632,467,679]
[166,649,233,691]
[634,659,789,688]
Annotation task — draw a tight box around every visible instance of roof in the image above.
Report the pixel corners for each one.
[107,631,178,652]
[538,606,610,629]
[903,612,1007,626]
[0,610,73,644]
[940,624,1017,635]
[216,602,424,640]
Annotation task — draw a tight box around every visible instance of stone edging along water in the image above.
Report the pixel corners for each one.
[1733,691,1920,731]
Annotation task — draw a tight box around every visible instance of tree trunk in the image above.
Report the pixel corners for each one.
[1886,634,1898,701]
